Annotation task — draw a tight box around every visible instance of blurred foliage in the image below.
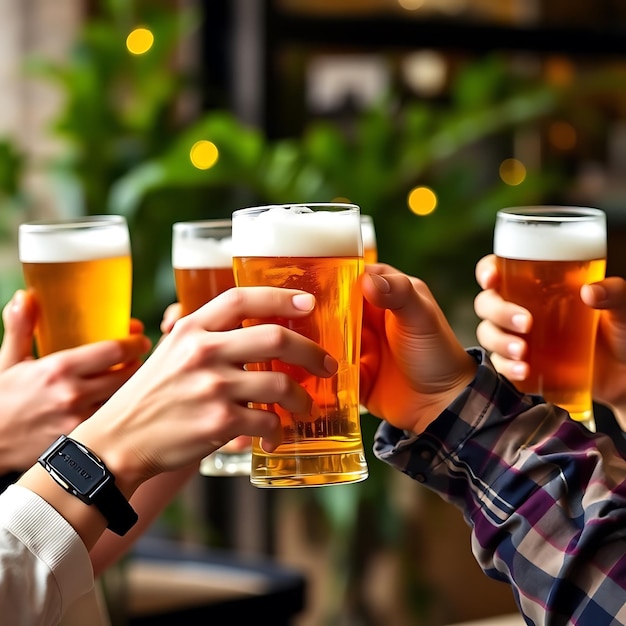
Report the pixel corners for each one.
[4,0,618,623]
[24,0,206,332]
[0,141,28,313]
[19,1,573,330]
[110,57,565,317]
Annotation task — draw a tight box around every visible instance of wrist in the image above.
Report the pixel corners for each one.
[18,464,108,549]
[37,435,138,536]
[69,412,154,500]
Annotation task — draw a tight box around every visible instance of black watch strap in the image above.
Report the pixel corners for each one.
[38,435,138,536]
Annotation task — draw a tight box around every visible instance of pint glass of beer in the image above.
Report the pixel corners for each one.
[494,206,607,431]
[172,219,252,476]
[172,219,235,316]
[231,203,368,488]
[18,215,132,357]
[360,215,378,264]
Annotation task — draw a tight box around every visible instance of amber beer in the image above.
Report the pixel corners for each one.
[232,203,367,488]
[494,207,607,430]
[172,219,250,476]
[18,215,132,357]
[172,220,235,316]
[361,215,378,264]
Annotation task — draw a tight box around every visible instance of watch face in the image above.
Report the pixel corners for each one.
[48,440,106,496]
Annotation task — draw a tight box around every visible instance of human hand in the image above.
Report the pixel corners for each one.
[71,287,337,496]
[162,300,249,450]
[473,254,532,381]
[360,264,477,434]
[0,290,151,473]
[580,279,626,427]
[160,301,182,335]
[474,253,626,428]
[160,300,252,452]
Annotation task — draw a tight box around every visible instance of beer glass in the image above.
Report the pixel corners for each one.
[171,219,252,476]
[359,215,377,417]
[493,206,607,431]
[18,215,132,357]
[231,203,368,488]
[360,215,378,264]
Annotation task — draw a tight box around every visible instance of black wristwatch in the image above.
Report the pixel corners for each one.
[38,435,138,536]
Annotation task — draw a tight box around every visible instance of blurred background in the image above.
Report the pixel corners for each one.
[2,0,626,624]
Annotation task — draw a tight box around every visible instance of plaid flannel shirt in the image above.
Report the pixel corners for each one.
[374,348,626,625]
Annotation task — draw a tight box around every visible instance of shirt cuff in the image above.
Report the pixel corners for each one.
[372,347,498,479]
[0,484,94,609]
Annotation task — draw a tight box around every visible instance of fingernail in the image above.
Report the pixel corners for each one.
[507,341,524,359]
[292,293,315,311]
[261,437,279,453]
[510,363,527,379]
[512,314,529,333]
[324,354,338,375]
[369,273,390,294]
[589,283,608,304]
[478,270,490,288]
[11,290,25,311]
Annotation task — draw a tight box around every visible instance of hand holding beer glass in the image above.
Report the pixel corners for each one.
[493,206,607,431]
[18,215,132,357]
[232,203,368,487]
[171,219,252,476]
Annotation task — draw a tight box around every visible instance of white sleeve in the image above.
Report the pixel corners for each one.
[0,484,95,626]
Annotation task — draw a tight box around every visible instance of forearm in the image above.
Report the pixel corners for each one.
[90,464,197,576]
[375,348,626,621]
[14,405,146,553]
[18,464,108,550]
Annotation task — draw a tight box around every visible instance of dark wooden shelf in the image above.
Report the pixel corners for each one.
[270,13,626,57]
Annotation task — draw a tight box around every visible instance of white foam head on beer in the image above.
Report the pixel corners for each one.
[172,235,233,269]
[19,218,130,263]
[232,205,363,257]
[360,216,377,250]
[494,209,606,261]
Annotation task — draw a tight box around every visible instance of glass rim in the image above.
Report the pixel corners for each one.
[173,219,232,232]
[232,202,360,217]
[496,206,605,222]
[19,214,127,231]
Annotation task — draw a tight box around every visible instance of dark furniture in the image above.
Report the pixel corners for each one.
[127,536,307,626]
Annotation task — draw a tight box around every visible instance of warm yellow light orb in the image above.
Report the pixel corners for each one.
[408,186,437,216]
[499,158,526,186]
[126,28,154,55]
[190,140,219,170]
[398,0,425,10]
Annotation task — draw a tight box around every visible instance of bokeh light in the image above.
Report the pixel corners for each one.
[544,56,574,87]
[403,50,447,96]
[126,27,154,55]
[499,158,526,186]
[190,140,219,170]
[408,186,437,215]
[397,0,425,10]
[548,120,577,151]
